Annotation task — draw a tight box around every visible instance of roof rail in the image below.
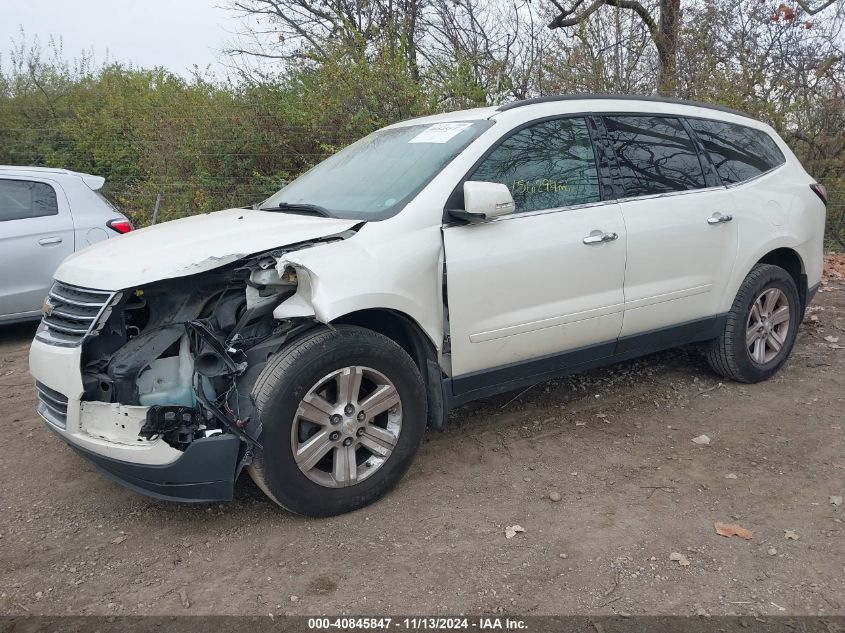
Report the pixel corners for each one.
[496,93,754,119]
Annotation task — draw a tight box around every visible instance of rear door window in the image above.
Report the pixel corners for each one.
[0,179,59,222]
[603,115,706,198]
[470,117,601,214]
[686,119,786,185]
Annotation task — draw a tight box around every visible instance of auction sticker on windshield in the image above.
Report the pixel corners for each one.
[408,122,474,143]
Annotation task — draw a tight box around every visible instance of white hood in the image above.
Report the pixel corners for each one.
[55,207,359,290]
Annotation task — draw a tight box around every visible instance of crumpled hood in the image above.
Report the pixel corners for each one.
[55,207,359,290]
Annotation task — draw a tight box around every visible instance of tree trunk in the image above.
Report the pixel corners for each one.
[655,0,681,96]
[405,0,421,83]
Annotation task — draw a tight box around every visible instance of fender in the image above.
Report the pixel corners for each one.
[720,172,824,314]
[272,226,445,357]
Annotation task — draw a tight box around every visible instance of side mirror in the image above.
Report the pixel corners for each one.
[449,181,515,222]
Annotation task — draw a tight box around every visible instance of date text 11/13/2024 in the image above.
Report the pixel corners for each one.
[306,617,528,630]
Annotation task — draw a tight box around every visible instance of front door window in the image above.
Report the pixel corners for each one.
[471,117,600,213]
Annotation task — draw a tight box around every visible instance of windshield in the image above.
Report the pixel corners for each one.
[260,120,492,220]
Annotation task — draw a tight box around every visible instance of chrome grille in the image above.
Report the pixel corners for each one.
[36,282,117,346]
[35,381,69,429]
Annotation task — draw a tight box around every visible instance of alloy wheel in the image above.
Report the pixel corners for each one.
[290,366,402,487]
[746,288,791,365]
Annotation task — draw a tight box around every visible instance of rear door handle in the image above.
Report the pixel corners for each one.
[583,230,619,245]
[707,213,733,225]
[38,236,63,245]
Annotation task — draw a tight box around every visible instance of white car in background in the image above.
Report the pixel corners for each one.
[27,96,826,517]
[0,166,132,324]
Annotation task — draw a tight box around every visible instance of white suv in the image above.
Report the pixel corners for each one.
[28,96,826,516]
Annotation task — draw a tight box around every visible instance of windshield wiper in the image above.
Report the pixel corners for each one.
[259,202,332,217]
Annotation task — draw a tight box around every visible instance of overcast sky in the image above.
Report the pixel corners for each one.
[0,0,235,76]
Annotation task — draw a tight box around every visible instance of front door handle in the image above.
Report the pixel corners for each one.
[583,230,619,245]
[38,236,63,245]
[707,213,733,225]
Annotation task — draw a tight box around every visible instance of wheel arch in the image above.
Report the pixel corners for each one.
[755,247,808,309]
[331,308,448,429]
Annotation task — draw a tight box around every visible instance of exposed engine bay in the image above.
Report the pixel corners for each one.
[78,233,356,457]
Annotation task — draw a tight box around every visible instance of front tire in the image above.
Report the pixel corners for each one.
[247,325,427,517]
[705,263,801,383]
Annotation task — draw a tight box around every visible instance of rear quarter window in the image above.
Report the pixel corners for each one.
[0,179,59,222]
[686,119,786,185]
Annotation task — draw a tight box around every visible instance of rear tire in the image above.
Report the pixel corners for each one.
[247,325,426,517]
[705,264,800,383]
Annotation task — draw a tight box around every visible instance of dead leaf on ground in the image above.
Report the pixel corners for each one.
[783,530,800,540]
[692,434,711,446]
[714,522,753,540]
[823,253,845,281]
[669,552,691,566]
[111,534,129,545]
[725,473,738,479]
[824,335,840,343]
[830,495,843,507]
[505,525,526,539]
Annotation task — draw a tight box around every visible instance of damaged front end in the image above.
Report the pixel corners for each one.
[70,235,350,500]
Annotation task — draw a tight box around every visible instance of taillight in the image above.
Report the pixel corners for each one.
[810,183,828,205]
[107,219,134,234]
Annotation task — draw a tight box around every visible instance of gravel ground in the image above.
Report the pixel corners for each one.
[1,266,844,617]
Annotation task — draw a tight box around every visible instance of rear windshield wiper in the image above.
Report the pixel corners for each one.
[259,202,332,217]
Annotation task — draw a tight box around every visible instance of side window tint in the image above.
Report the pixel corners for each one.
[686,119,786,185]
[603,115,706,197]
[470,117,600,213]
[0,179,59,222]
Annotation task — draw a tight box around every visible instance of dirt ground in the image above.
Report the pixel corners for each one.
[1,261,844,618]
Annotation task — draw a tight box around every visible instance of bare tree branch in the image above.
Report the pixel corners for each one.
[548,0,657,37]
[794,0,838,16]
